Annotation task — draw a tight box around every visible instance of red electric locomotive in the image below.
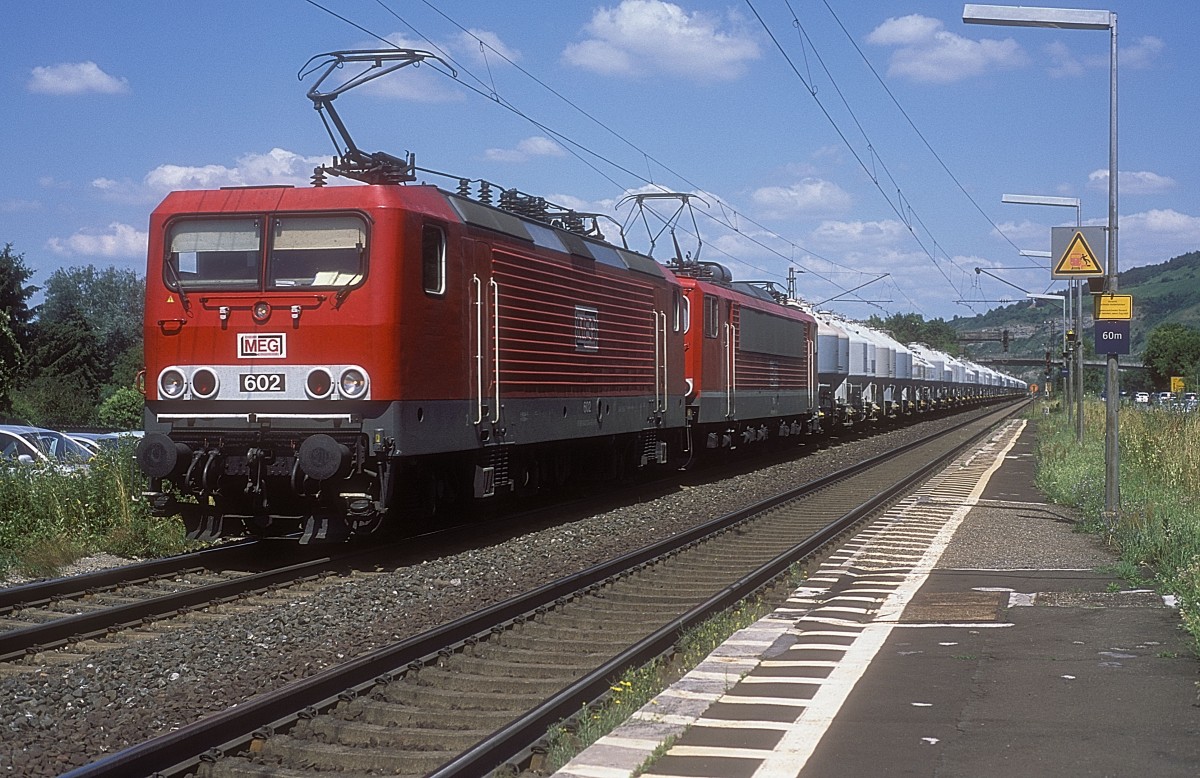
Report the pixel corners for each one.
[670,266,817,452]
[134,49,820,542]
[135,180,694,541]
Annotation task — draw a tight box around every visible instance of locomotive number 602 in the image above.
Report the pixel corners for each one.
[239,374,285,393]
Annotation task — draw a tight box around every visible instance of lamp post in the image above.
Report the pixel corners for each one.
[1028,292,1067,404]
[966,4,1119,518]
[1002,194,1084,443]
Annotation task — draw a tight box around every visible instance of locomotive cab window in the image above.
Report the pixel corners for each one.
[268,215,366,289]
[166,218,261,291]
[422,224,446,295]
[703,294,720,338]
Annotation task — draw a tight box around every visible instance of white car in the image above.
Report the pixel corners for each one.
[0,425,95,468]
[67,430,144,454]
[1133,392,1150,405]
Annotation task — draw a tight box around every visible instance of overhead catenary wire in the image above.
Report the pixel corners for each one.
[818,0,1027,260]
[303,0,888,309]
[749,0,968,311]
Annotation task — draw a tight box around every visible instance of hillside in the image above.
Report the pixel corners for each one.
[949,250,1200,362]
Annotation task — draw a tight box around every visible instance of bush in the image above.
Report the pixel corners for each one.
[97,387,145,430]
[0,441,189,578]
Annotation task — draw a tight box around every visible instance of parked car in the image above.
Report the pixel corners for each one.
[0,425,95,468]
[67,430,144,454]
[1134,391,1150,405]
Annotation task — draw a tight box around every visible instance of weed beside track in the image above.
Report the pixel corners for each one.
[1033,400,1200,650]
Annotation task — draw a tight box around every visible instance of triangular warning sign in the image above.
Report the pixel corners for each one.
[1053,231,1103,276]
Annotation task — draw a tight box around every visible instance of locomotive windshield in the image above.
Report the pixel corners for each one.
[165,214,367,291]
[167,217,261,290]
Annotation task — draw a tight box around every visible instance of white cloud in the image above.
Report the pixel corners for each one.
[866,14,942,46]
[28,61,129,95]
[1117,209,1200,269]
[868,15,1027,84]
[1087,169,1176,195]
[992,219,1055,246]
[1042,35,1161,80]
[0,199,41,214]
[47,222,146,258]
[563,0,759,81]
[810,218,910,249]
[89,148,336,205]
[145,148,329,192]
[1124,208,1200,237]
[484,136,566,163]
[751,178,852,219]
[1123,36,1164,70]
[1044,41,1084,79]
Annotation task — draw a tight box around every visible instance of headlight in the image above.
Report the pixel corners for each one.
[339,368,368,399]
[160,368,187,399]
[191,368,219,399]
[306,368,333,399]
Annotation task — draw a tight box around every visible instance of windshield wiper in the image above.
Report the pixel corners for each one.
[164,256,192,313]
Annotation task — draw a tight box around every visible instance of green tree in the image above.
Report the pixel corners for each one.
[866,312,960,353]
[104,345,145,397]
[12,375,96,428]
[40,266,144,387]
[1142,322,1200,389]
[96,386,144,429]
[15,310,104,426]
[0,309,22,416]
[0,243,38,352]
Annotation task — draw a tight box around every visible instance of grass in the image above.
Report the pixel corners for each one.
[1034,400,1200,651]
[0,442,192,579]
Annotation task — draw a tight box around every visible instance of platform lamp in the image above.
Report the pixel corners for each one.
[967,4,1119,518]
[1003,194,1084,444]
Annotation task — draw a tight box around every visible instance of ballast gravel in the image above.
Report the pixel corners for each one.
[0,413,999,776]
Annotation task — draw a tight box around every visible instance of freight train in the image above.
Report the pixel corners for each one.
[133,49,1025,543]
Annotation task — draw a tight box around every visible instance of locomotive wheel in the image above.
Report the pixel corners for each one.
[389,467,439,529]
[542,451,572,490]
[512,457,541,498]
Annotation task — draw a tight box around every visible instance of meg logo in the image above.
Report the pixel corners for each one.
[238,333,286,359]
[574,305,599,353]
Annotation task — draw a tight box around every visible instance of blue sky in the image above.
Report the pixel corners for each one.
[3,1,1195,321]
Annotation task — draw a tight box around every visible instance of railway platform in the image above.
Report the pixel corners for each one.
[555,418,1200,777]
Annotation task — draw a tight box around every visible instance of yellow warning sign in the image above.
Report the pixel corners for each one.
[1053,231,1104,278]
[1094,293,1132,320]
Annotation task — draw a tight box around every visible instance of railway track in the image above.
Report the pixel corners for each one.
[0,542,387,669]
[59,399,1026,778]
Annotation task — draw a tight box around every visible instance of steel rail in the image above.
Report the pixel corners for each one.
[60,399,1026,778]
[0,539,259,613]
[434,401,1027,776]
[0,554,334,663]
